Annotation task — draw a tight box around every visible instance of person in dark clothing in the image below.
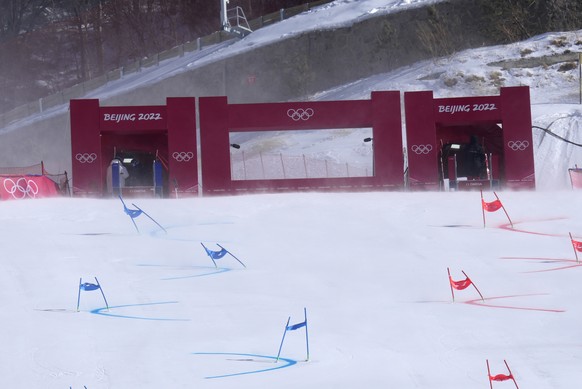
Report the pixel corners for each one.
[465,135,486,179]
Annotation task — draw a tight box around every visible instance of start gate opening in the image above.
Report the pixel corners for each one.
[199,91,404,195]
[70,97,197,198]
[404,86,535,191]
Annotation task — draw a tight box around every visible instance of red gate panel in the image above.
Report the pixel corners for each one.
[199,91,403,195]
[70,99,102,196]
[166,97,198,196]
[499,87,535,189]
[404,91,438,190]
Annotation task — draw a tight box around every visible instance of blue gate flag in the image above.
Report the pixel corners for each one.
[287,320,307,331]
[119,196,166,234]
[77,277,110,312]
[80,282,100,291]
[200,243,246,268]
[124,206,143,219]
[276,307,309,363]
[203,245,228,260]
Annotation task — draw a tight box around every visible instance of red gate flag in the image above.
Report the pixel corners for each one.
[486,359,520,389]
[569,232,582,262]
[447,268,484,302]
[450,275,472,291]
[482,198,503,212]
[481,191,513,228]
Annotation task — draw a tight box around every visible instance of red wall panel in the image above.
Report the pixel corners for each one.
[404,91,439,190]
[500,87,535,189]
[166,97,198,195]
[70,99,102,196]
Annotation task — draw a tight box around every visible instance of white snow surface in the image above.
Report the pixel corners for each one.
[2,2,582,387]
[2,191,582,388]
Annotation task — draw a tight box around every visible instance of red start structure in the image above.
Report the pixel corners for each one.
[198,91,403,194]
[404,86,535,191]
[69,87,535,198]
[70,91,404,197]
[70,97,198,197]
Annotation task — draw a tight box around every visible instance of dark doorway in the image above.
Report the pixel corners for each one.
[101,132,168,197]
[117,150,155,187]
[437,124,504,182]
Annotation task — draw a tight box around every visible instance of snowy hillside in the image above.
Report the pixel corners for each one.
[2,1,582,388]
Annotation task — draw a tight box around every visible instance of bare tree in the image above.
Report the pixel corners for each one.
[0,0,327,113]
[0,0,51,41]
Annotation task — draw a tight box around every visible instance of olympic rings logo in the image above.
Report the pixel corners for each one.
[411,144,433,155]
[287,108,314,121]
[172,151,194,162]
[3,178,39,199]
[75,153,97,163]
[507,140,530,151]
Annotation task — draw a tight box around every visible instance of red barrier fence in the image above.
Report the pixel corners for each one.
[0,175,60,200]
[569,168,582,189]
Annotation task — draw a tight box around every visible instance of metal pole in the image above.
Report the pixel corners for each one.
[276,317,291,362]
[303,307,310,361]
[220,0,230,30]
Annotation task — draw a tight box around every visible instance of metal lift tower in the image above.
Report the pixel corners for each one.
[220,0,252,37]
